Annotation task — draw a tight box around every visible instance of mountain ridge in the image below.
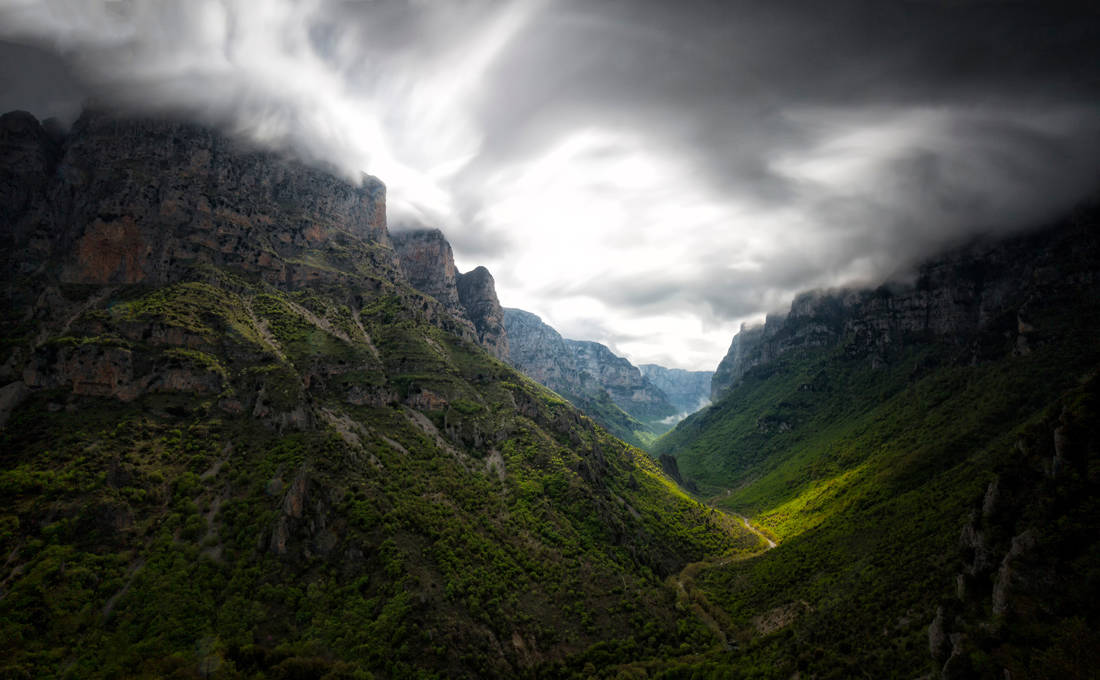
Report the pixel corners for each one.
[709,205,1099,401]
[0,108,762,679]
[653,202,1100,678]
[502,307,699,448]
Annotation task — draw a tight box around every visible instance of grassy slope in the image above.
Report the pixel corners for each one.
[648,289,1100,678]
[0,270,763,679]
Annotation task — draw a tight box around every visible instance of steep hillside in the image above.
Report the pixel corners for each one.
[503,308,679,447]
[652,208,1100,678]
[391,228,509,361]
[0,110,761,679]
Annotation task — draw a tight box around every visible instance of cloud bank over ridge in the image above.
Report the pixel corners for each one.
[2,0,1097,369]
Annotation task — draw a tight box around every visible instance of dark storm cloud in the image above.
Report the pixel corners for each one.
[472,0,1099,197]
[1,0,1097,368]
[464,0,1100,335]
[0,41,86,123]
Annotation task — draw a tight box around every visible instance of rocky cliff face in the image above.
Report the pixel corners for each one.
[391,229,509,360]
[638,364,712,415]
[0,110,511,409]
[0,110,61,232]
[503,308,591,392]
[3,109,395,289]
[567,340,675,421]
[503,308,679,437]
[711,211,1100,400]
[455,266,509,361]
[391,229,462,308]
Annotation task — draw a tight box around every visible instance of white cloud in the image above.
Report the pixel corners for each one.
[2,1,1097,372]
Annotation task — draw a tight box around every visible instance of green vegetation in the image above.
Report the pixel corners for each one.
[647,283,1100,678]
[561,389,660,450]
[0,261,763,679]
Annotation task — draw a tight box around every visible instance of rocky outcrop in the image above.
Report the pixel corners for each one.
[391,229,463,309]
[711,209,1100,400]
[20,340,227,403]
[0,109,522,424]
[4,108,396,288]
[657,453,698,493]
[502,308,575,387]
[638,364,712,416]
[503,308,678,429]
[391,228,509,361]
[456,266,509,361]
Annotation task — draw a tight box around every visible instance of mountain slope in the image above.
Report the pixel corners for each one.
[0,110,761,679]
[502,308,682,447]
[652,208,1100,678]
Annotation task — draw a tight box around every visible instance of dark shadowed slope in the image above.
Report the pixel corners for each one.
[0,109,761,679]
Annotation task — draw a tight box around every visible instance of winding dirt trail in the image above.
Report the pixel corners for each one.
[666,499,778,649]
[732,512,777,549]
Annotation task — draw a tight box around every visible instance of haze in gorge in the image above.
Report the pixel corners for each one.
[1,1,1098,678]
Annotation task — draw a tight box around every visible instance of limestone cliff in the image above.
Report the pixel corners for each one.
[0,109,506,409]
[3,109,395,289]
[391,229,462,309]
[710,209,1100,400]
[455,266,509,361]
[503,308,679,440]
[391,229,509,361]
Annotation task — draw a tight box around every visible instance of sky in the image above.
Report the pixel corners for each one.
[1,0,1098,370]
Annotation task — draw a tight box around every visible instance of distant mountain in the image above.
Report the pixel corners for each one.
[654,204,1100,678]
[0,109,761,678]
[503,308,688,447]
[638,364,712,416]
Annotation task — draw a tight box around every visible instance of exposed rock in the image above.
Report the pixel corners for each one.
[392,229,463,309]
[270,470,342,559]
[22,341,226,403]
[991,530,1039,617]
[392,229,509,360]
[456,266,509,361]
[711,317,784,400]
[502,308,574,387]
[711,215,1100,399]
[657,453,699,493]
[11,109,394,289]
[959,517,998,578]
[503,308,677,426]
[0,110,61,242]
[929,606,951,663]
[0,380,29,427]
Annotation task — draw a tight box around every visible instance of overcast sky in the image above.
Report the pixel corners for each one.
[2,0,1098,370]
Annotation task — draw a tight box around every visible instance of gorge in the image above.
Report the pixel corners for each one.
[1,105,1098,680]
